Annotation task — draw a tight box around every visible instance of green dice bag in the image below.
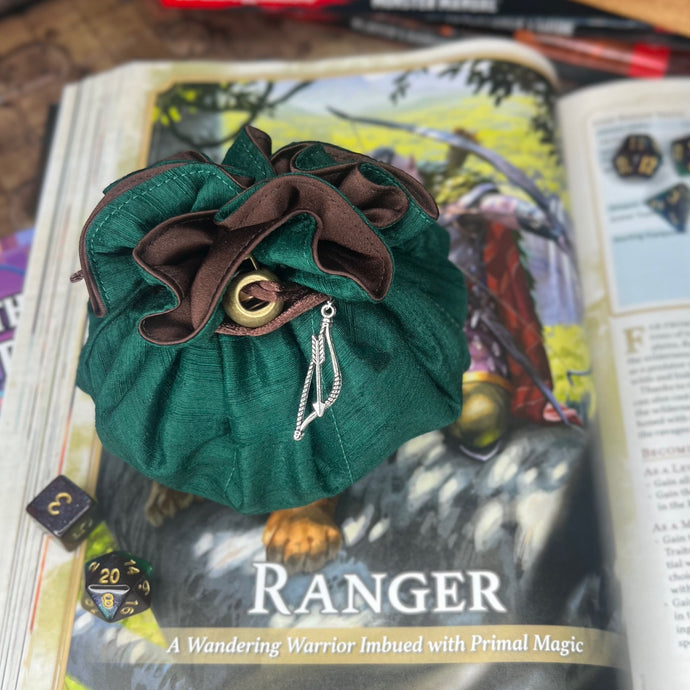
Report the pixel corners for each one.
[75,126,470,514]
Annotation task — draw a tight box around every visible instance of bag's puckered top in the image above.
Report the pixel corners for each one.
[75,126,469,514]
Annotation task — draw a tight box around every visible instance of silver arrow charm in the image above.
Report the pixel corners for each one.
[294,301,342,441]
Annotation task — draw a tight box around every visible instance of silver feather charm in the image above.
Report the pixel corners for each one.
[294,301,342,440]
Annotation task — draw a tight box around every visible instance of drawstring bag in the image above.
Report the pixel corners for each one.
[74,126,470,514]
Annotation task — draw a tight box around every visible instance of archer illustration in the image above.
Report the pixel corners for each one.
[330,109,584,460]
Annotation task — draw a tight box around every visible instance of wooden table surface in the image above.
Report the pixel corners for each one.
[580,0,690,38]
[0,0,403,239]
[0,0,687,239]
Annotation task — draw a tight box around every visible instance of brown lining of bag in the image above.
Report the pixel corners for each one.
[271,137,438,220]
[133,206,330,342]
[133,173,396,345]
[79,126,438,345]
[76,152,247,317]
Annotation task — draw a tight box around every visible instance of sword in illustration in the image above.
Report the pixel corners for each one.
[327,107,573,259]
[462,274,578,428]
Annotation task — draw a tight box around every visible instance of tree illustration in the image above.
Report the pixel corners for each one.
[153,80,311,149]
[389,61,558,158]
[460,60,557,157]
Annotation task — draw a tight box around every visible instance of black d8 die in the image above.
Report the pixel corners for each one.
[612,134,662,179]
[26,475,101,550]
[672,136,690,175]
[83,551,152,622]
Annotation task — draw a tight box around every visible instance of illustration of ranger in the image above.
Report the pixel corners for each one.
[439,179,582,459]
[332,110,584,460]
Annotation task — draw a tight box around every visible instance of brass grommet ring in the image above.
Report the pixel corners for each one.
[222,268,284,328]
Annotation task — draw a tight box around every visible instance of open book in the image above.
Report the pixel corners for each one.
[0,37,686,689]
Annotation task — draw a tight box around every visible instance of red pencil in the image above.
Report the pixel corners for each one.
[515,30,690,78]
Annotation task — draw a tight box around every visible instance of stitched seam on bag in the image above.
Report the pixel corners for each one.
[330,406,353,486]
[222,449,239,500]
[87,168,233,310]
[219,338,240,499]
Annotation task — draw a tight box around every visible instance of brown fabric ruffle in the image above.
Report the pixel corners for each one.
[87,127,439,345]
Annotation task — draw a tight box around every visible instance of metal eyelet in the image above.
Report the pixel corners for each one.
[222,258,284,328]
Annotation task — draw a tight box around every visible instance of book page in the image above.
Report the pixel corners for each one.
[2,40,629,690]
[560,77,690,690]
